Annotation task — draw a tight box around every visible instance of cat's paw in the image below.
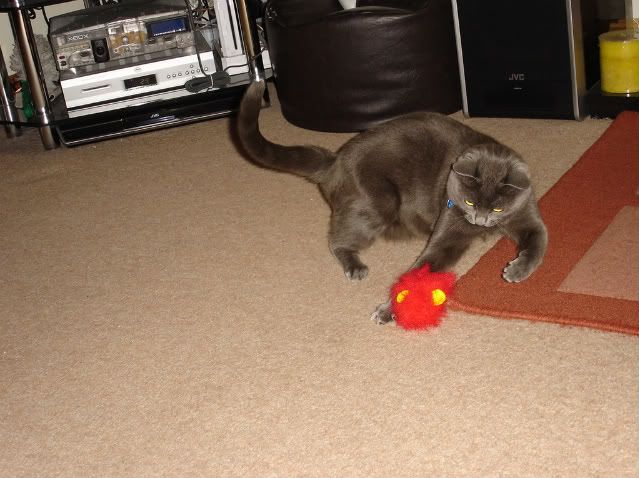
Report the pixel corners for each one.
[334,248,369,280]
[370,300,395,325]
[344,264,369,281]
[502,256,534,283]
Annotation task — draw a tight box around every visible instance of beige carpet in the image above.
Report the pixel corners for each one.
[1,83,637,477]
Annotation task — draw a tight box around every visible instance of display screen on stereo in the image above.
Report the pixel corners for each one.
[147,17,189,38]
[124,74,158,90]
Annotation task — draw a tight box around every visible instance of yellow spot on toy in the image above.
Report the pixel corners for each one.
[396,289,410,304]
[432,288,447,306]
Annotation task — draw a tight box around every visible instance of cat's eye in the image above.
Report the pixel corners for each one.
[464,199,475,207]
[492,207,504,213]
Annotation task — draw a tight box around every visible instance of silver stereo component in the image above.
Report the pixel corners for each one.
[212,0,243,58]
[49,0,194,72]
[64,83,203,118]
[60,48,215,110]
[211,0,268,75]
[212,0,247,75]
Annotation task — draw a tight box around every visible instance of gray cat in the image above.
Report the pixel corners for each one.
[236,81,547,324]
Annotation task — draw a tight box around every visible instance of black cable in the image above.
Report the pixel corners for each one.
[183,0,224,92]
[25,7,48,24]
[40,7,49,25]
[182,0,266,93]
[183,46,265,92]
[184,71,229,92]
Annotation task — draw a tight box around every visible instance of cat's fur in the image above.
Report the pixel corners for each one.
[236,81,547,324]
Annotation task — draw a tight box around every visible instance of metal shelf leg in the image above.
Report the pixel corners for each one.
[0,39,21,138]
[9,8,58,149]
[236,0,264,82]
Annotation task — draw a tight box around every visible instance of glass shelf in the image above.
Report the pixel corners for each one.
[1,70,271,146]
[0,104,40,127]
[586,81,639,118]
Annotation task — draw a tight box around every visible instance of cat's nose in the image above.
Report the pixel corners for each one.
[475,214,489,226]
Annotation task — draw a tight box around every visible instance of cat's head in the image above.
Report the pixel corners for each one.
[447,143,532,227]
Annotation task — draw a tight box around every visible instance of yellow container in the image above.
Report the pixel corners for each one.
[599,29,639,94]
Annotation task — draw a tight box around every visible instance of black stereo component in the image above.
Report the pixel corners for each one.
[52,84,250,146]
[452,0,589,119]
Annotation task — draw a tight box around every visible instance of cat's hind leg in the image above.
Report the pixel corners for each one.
[329,205,385,280]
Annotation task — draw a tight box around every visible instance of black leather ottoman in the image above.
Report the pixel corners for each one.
[264,0,462,132]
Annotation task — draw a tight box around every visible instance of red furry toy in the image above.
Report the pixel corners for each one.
[390,264,456,330]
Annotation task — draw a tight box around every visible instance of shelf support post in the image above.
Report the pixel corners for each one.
[8,7,58,149]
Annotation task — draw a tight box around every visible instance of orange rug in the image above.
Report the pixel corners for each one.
[450,111,639,335]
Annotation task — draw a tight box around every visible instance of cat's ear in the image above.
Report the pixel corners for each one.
[503,161,530,190]
[452,149,480,179]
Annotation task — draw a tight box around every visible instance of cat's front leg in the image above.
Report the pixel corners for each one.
[502,221,548,283]
[411,208,474,272]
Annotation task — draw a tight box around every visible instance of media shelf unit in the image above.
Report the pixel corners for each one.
[0,0,267,149]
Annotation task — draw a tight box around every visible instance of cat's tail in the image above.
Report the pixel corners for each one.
[236,80,336,184]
